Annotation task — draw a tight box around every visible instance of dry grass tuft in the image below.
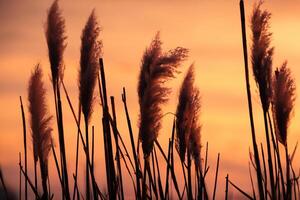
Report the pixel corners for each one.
[138,32,188,157]
[175,65,195,161]
[189,88,202,168]
[28,64,53,197]
[45,0,66,86]
[175,65,202,167]
[251,2,273,112]
[272,62,296,145]
[79,10,102,123]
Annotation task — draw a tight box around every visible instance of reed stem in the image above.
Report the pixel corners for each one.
[239,1,264,198]
[56,86,71,200]
[225,174,229,200]
[212,153,220,200]
[85,119,90,200]
[72,103,81,200]
[285,144,291,200]
[110,96,124,200]
[263,111,276,198]
[99,58,116,199]
[19,153,22,200]
[20,96,28,200]
[121,87,141,199]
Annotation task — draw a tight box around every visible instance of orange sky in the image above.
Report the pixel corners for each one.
[1,0,300,199]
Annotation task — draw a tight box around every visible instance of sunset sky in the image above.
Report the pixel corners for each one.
[1,0,300,199]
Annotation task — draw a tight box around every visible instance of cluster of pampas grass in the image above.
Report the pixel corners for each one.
[251,2,274,112]
[175,64,202,166]
[45,0,66,88]
[250,2,277,197]
[272,62,296,200]
[175,65,203,199]
[188,88,202,168]
[138,32,188,157]
[28,64,53,199]
[272,62,296,146]
[175,64,203,199]
[79,10,102,124]
[239,1,299,199]
[8,1,300,200]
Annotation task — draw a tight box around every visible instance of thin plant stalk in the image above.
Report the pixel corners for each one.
[181,159,188,198]
[92,126,95,174]
[239,1,264,198]
[228,179,254,200]
[263,111,276,198]
[62,81,103,198]
[51,143,63,191]
[212,153,220,200]
[91,126,97,200]
[268,111,285,198]
[110,96,124,200]
[121,87,141,199]
[285,144,291,200]
[19,162,41,199]
[19,153,22,200]
[72,104,81,200]
[225,174,229,200]
[154,147,164,199]
[248,162,256,199]
[20,96,27,200]
[99,58,116,199]
[164,140,172,199]
[260,143,268,198]
[84,116,91,200]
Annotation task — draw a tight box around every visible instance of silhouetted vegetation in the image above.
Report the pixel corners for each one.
[0,0,298,200]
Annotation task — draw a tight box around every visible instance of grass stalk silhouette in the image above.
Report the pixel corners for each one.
[121,87,142,199]
[19,159,41,199]
[79,10,102,200]
[28,65,53,199]
[9,1,300,200]
[212,153,220,200]
[19,153,22,200]
[250,2,276,197]
[99,58,117,199]
[45,1,70,199]
[62,80,103,199]
[110,96,125,200]
[72,105,81,200]
[19,96,28,200]
[272,62,296,199]
[239,1,265,198]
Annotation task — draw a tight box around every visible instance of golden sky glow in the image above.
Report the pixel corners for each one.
[1,0,300,198]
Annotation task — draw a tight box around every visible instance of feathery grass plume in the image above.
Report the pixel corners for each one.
[175,64,196,162]
[251,3,277,197]
[251,2,274,112]
[79,10,102,123]
[45,0,66,87]
[272,62,296,145]
[138,32,188,157]
[28,64,53,198]
[79,10,101,200]
[189,88,202,168]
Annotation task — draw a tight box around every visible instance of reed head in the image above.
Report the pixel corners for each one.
[46,0,66,87]
[272,62,296,145]
[251,2,273,112]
